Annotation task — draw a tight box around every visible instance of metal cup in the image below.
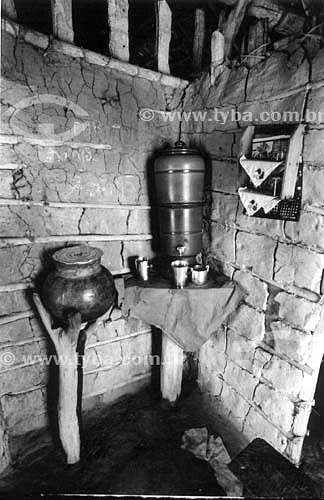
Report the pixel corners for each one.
[191,264,209,286]
[171,260,190,288]
[135,257,151,281]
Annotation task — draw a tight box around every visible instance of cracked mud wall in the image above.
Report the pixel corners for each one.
[0,19,186,468]
[182,46,324,464]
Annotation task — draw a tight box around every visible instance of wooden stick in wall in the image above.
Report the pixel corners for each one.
[258,341,313,376]
[193,8,206,73]
[0,234,152,247]
[107,0,129,62]
[51,0,74,44]
[0,199,151,210]
[0,310,34,326]
[155,0,172,75]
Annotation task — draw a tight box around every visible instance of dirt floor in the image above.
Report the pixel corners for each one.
[0,384,228,497]
[0,383,323,498]
[300,434,324,497]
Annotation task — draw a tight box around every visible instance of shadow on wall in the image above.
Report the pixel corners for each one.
[187,138,213,258]
[145,142,176,257]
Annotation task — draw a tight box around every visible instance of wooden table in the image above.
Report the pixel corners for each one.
[124,274,243,406]
[33,274,242,463]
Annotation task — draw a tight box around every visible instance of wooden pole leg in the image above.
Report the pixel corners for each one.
[33,294,81,464]
[33,295,115,465]
[160,334,183,406]
[56,318,81,465]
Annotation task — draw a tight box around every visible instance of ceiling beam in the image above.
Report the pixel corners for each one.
[208,0,306,35]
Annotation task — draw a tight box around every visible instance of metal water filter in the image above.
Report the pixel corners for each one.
[154,141,206,262]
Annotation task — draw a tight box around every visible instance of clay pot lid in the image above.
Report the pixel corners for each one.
[158,140,201,156]
[53,245,103,266]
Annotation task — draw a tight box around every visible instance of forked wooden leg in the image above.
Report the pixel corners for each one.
[33,294,81,464]
[160,334,183,405]
[33,294,115,464]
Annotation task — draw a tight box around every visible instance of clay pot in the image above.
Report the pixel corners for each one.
[41,245,116,324]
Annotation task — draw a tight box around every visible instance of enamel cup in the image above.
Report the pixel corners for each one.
[135,257,151,281]
[191,264,209,286]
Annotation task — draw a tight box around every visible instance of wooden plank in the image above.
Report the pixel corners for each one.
[160,334,183,405]
[281,124,305,199]
[51,0,73,43]
[155,0,172,74]
[193,8,206,73]
[108,0,129,62]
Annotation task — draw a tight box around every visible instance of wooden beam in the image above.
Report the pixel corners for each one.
[107,0,129,62]
[249,0,283,29]
[193,8,206,73]
[249,0,305,35]
[211,0,306,35]
[155,0,172,74]
[1,0,17,20]
[51,0,73,44]
[210,30,225,84]
[222,0,251,60]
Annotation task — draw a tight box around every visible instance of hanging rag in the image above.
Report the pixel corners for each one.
[238,187,280,216]
[125,279,244,352]
[240,154,282,188]
[181,427,243,497]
